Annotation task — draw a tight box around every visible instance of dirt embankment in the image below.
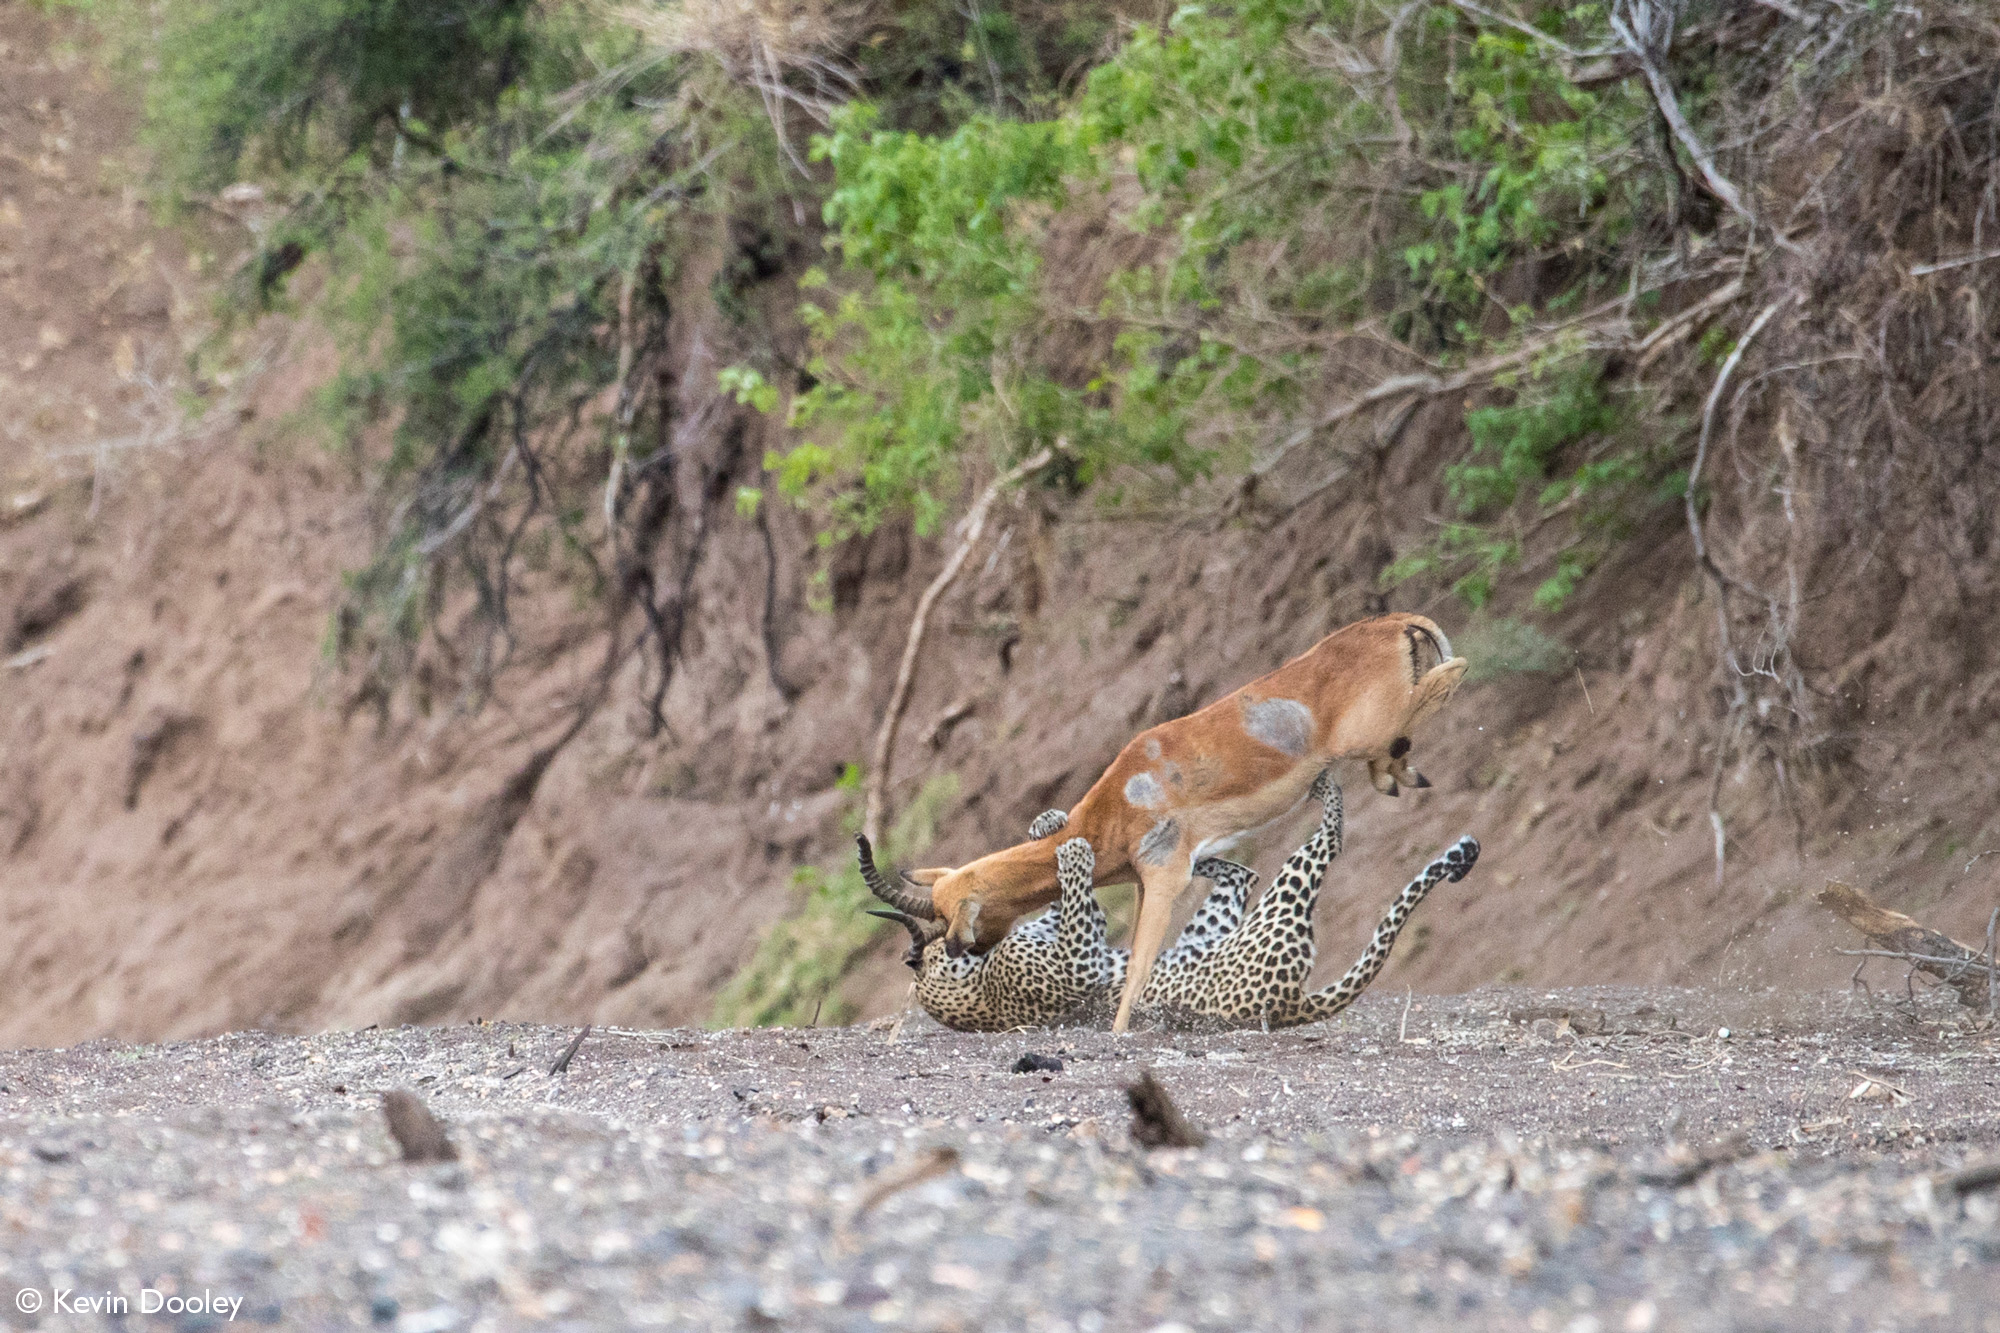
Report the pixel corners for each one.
[2,1,1999,1047]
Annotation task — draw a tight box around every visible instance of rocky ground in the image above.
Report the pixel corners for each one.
[1,986,1996,1332]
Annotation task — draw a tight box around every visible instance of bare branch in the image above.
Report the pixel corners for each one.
[1988,907,1997,1022]
[1381,1,1424,155]
[1633,276,1746,372]
[862,446,1055,846]
[1448,0,1605,60]
[603,269,640,538]
[1687,294,1787,886]
[1685,296,1788,595]
[1910,248,2000,278]
[1254,299,1640,479]
[1610,0,1769,241]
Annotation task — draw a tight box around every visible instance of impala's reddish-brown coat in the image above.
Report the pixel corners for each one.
[898,612,1468,1032]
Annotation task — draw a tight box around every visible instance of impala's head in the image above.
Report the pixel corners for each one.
[861,840,1057,958]
[906,862,1008,957]
[1362,615,1469,796]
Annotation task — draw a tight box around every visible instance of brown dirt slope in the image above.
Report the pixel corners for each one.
[2,2,1998,1046]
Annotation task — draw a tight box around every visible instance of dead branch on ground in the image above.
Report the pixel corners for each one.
[851,1145,961,1217]
[1942,1161,2000,1198]
[1635,1130,1751,1187]
[549,1024,593,1075]
[1817,882,1997,1015]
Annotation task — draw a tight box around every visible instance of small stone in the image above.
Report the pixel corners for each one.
[1012,1053,1064,1074]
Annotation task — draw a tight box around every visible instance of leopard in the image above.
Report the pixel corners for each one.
[858,811,1250,1032]
[863,771,1479,1033]
[1137,769,1481,1030]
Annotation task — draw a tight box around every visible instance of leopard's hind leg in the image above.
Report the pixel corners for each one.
[1283,836,1479,1027]
[1140,769,1343,1025]
[1157,858,1257,971]
[1050,836,1120,1000]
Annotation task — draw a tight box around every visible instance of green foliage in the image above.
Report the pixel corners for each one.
[748,0,1673,609]
[101,0,1741,671]
[1405,20,1649,324]
[126,0,536,192]
[710,775,959,1028]
[1452,359,1621,515]
[1382,354,1676,611]
[90,0,800,681]
[850,0,1116,132]
[315,25,784,669]
[771,105,1115,539]
[719,366,779,414]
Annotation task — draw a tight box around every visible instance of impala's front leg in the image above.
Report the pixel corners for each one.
[1111,858,1194,1033]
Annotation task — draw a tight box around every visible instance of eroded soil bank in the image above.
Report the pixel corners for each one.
[2,985,1995,1332]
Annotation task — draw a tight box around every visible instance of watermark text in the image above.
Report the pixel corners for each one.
[13,1287,243,1320]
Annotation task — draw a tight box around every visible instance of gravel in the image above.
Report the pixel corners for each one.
[2,985,1996,1331]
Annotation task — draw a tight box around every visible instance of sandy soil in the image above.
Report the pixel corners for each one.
[2,985,1996,1332]
[2,3,1999,1064]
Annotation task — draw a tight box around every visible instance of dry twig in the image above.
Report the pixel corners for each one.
[1686,295,1789,886]
[852,1145,961,1217]
[1942,1161,2000,1197]
[1252,303,1641,481]
[1910,248,2000,278]
[549,1024,593,1075]
[1635,1130,1750,1187]
[1610,0,1769,241]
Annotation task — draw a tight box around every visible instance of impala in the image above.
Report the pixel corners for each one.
[868,612,1467,1032]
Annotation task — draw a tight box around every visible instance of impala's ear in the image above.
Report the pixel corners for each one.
[1406,657,1469,729]
[901,867,952,886]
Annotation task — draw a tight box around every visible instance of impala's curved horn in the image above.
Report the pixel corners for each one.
[856,834,938,920]
[866,908,943,947]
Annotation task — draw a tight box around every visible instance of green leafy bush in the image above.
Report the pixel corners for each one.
[96,0,1760,677]
[738,0,1675,620]
[95,0,802,691]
